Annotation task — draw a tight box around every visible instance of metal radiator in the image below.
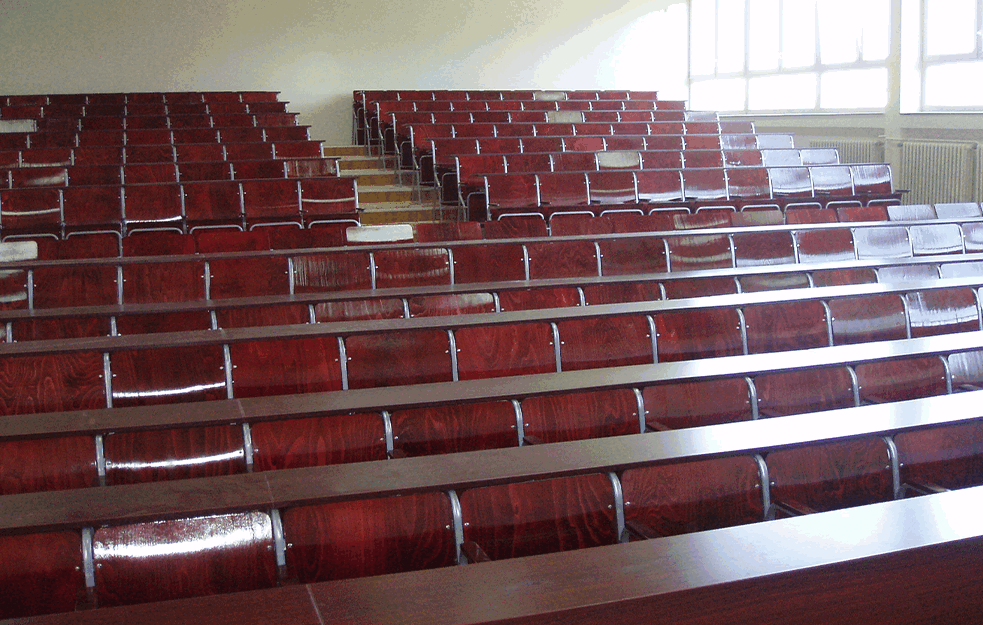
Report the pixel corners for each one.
[808,138,885,164]
[897,141,977,205]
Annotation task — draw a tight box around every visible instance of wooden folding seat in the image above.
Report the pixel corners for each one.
[182,180,244,229]
[856,356,948,404]
[768,166,813,198]
[0,187,62,236]
[905,288,981,337]
[218,127,265,143]
[123,162,178,185]
[581,281,662,306]
[415,221,483,243]
[504,153,551,174]
[886,204,935,221]
[520,388,640,445]
[786,207,838,224]
[521,137,566,154]
[636,169,684,203]
[744,300,830,354]
[548,212,610,236]
[621,455,764,539]
[81,115,122,132]
[251,412,387,472]
[123,114,168,131]
[391,400,518,456]
[665,234,732,271]
[178,160,233,182]
[533,122,575,137]
[682,150,723,170]
[110,345,226,407]
[313,298,403,323]
[126,129,174,147]
[683,135,722,151]
[172,127,220,144]
[165,92,205,105]
[646,135,686,151]
[215,303,310,328]
[638,150,682,170]
[949,350,983,391]
[0,531,87,618]
[373,247,452,288]
[345,329,454,388]
[9,166,68,189]
[241,178,302,226]
[876,264,939,282]
[733,231,795,267]
[662,275,739,299]
[894,418,983,493]
[231,159,286,180]
[497,287,581,311]
[935,202,982,219]
[33,260,118,310]
[0,435,98,495]
[455,322,557,379]
[229,336,343,398]
[586,170,636,204]
[850,163,894,197]
[483,214,547,239]
[0,132,29,151]
[731,209,784,227]
[610,121,650,136]
[760,149,801,167]
[175,142,225,163]
[281,492,455,582]
[68,164,122,186]
[481,174,539,212]
[458,473,618,562]
[643,378,753,429]
[75,130,123,149]
[72,146,121,166]
[299,177,357,222]
[115,310,212,335]
[13,315,111,341]
[837,204,888,223]
[795,229,855,262]
[755,366,857,417]
[123,183,183,232]
[209,255,290,299]
[405,293,495,318]
[827,294,907,345]
[723,149,762,167]
[811,268,878,288]
[766,437,894,516]
[582,111,619,122]
[254,113,296,128]
[652,308,743,362]
[225,141,274,162]
[451,242,526,283]
[29,131,78,149]
[617,110,655,122]
[93,511,277,606]
[852,226,912,259]
[102,425,246,485]
[213,113,256,128]
[563,136,606,152]
[283,157,337,179]
[910,223,964,255]
[605,211,665,233]
[167,103,209,117]
[525,240,598,279]
[556,310,650,370]
[940,260,983,279]
[551,152,597,172]
[624,99,659,111]
[487,123,532,138]
[292,250,372,293]
[603,136,646,152]
[265,126,311,142]
[0,352,107,415]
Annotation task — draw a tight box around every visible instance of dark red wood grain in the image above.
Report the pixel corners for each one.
[0,435,98,495]
[743,300,830,353]
[33,264,118,308]
[621,455,764,537]
[755,366,856,417]
[230,337,343,398]
[451,242,525,283]
[855,356,948,404]
[521,388,640,444]
[209,257,290,298]
[407,293,496,318]
[346,329,453,388]
[666,234,732,270]
[215,304,310,328]
[642,378,753,429]
[292,251,372,292]
[828,294,907,345]
[0,530,86,619]
[654,308,743,362]
[766,437,894,514]
[895,419,983,491]
[63,185,123,231]
[497,287,581,311]
[374,248,452,288]
[581,281,663,305]
[662,276,738,299]
[597,237,667,275]
[455,323,556,380]
[390,400,519,456]
[458,473,617,561]
[183,180,244,227]
[251,412,387,471]
[0,352,107,415]
[282,492,456,582]
[556,315,654,371]
[313,298,405,322]
[732,231,795,266]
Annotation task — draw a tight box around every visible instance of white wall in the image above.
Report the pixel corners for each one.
[0,0,683,145]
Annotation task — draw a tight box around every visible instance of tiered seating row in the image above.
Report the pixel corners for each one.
[2,387,982,618]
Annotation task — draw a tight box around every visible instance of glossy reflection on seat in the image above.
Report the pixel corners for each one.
[374,248,451,288]
[497,287,581,311]
[103,425,246,485]
[111,346,226,407]
[828,294,907,345]
[93,511,278,607]
[905,288,981,338]
[293,251,372,292]
[407,293,496,317]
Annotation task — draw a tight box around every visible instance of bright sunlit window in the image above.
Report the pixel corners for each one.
[689,0,890,112]
[920,0,983,109]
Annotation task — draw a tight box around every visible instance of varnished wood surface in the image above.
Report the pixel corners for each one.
[4,390,983,534]
[15,487,983,625]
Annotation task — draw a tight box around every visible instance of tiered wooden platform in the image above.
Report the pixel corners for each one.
[1,89,982,624]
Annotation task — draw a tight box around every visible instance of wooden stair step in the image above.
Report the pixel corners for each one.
[358,185,414,204]
[322,145,369,157]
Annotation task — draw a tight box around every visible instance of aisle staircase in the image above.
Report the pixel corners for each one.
[324,146,434,225]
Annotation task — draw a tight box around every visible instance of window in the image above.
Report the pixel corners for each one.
[688,0,891,112]
[920,0,983,109]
